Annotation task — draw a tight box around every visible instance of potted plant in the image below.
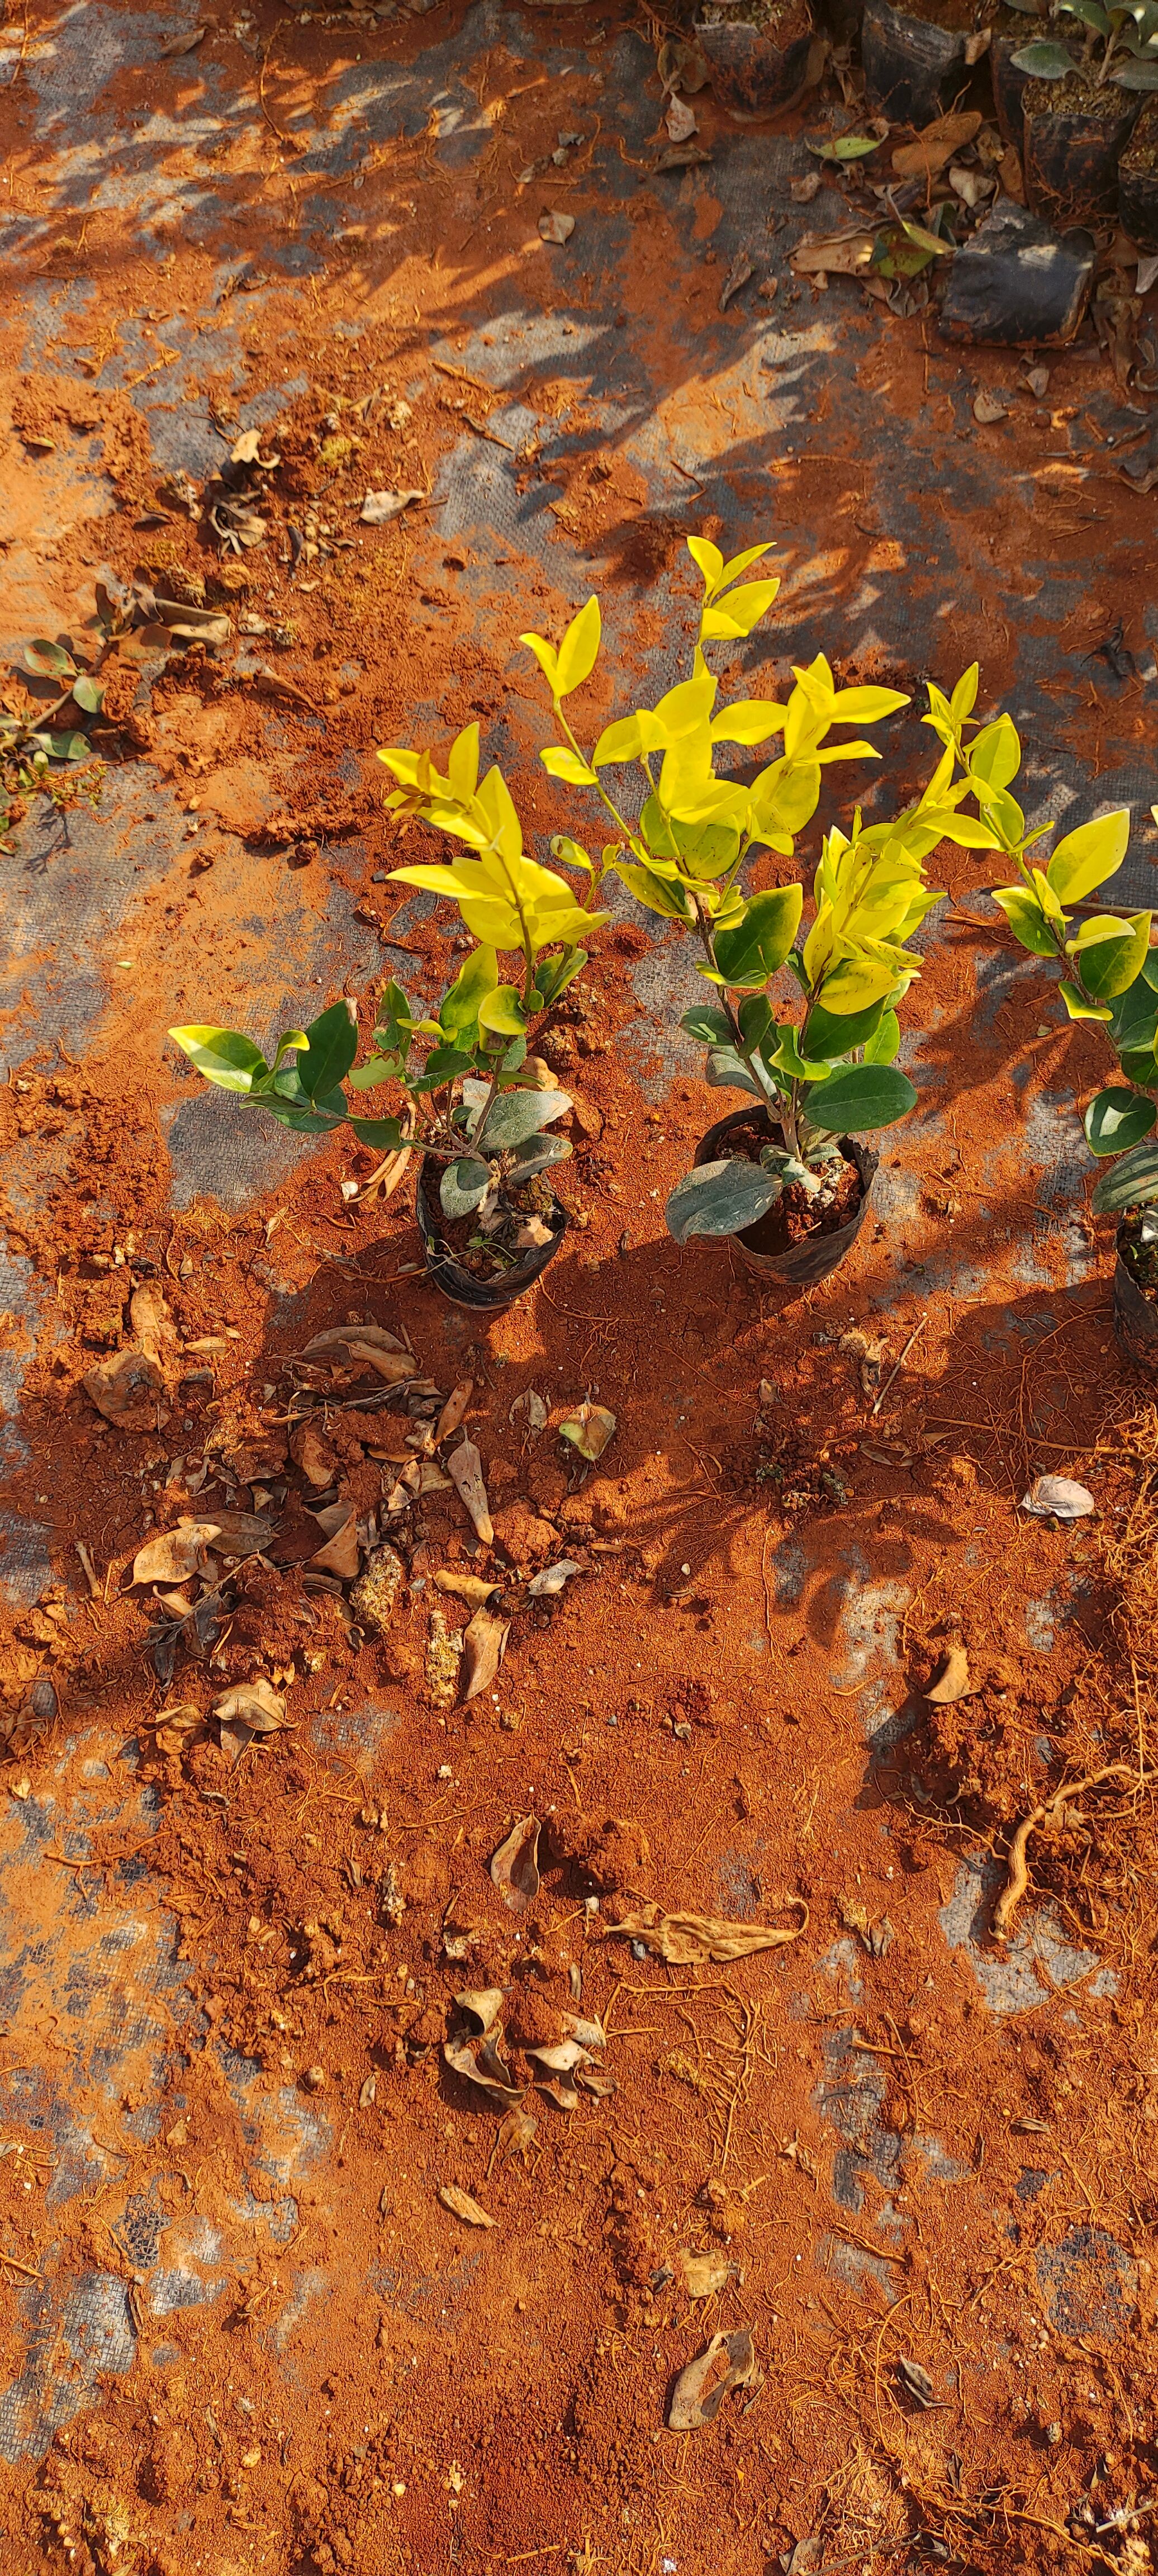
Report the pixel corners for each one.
[519,538,998,1289]
[919,681,1158,1372]
[695,0,818,119]
[170,700,609,1311]
[1010,0,1158,220]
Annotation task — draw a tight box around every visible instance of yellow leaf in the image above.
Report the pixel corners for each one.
[686,534,724,591]
[520,629,559,692]
[555,595,601,698]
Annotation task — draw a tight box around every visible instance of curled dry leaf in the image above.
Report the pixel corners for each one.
[558,1403,615,1462]
[538,210,575,245]
[434,1569,499,1609]
[675,2247,734,2300]
[509,1388,548,1434]
[790,171,822,203]
[131,1523,217,1587]
[129,1281,177,1361]
[360,487,425,524]
[454,1988,505,2037]
[212,1678,288,1735]
[497,2105,537,2162]
[447,1438,493,1543]
[438,2182,495,2229]
[83,1348,165,1431]
[434,1379,473,1446]
[159,23,207,54]
[668,2326,757,2431]
[291,1420,338,1488]
[300,1322,411,1368]
[490,1813,541,1915]
[537,2075,581,2111]
[196,1509,276,1554]
[151,1702,203,1745]
[515,1215,554,1251]
[666,93,697,141]
[925,1645,972,1704]
[309,1502,361,1580]
[972,392,1007,425]
[792,228,875,280]
[443,2034,523,2108]
[891,110,981,179]
[528,1558,582,1599]
[603,1900,807,1964]
[896,2356,938,2409]
[1021,1474,1094,1522]
[461,1609,510,1704]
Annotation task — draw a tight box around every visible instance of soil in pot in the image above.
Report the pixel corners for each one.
[1113,1211,1158,1379]
[696,0,815,119]
[862,0,974,126]
[710,1112,862,1254]
[1119,101,1158,250]
[419,1166,564,1287]
[1021,70,1141,224]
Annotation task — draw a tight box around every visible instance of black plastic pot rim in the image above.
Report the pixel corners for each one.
[413,1163,567,1311]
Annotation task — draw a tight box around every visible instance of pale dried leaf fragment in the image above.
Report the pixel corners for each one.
[160,24,207,55]
[434,1569,500,1609]
[358,2072,377,2109]
[129,1281,178,1362]
[196,1509,276,1553]
[309,1501,361,1580]
[666,94,697,141]
[83,1348,165,1431]
[490,1813,541,1915]
[443,2034,523,2108]
[538,210,575,245]
[1021,1474,1094,1522]
[668,2326,756,2430]
[791,228,875,280]
[790,171,822,203]
[675,2247,734,2299]
[439,2182,495,2229]
[291,1419,338,1488]
[448,1438,493,1542]
[299,1323,410,1366]
[891,110,981,179]
[212,1678,288,1735]
[454,1987,506,2036]
[497,2105,538,2161]
[461,1609,510,1703]
[1138,252,1158,296]
[361,487,425,524]
[151,1701,204,1749]
[528,1559,581,1598]
[131,1523,217,1586]
[509,1388,548,1433]
[926,1645,972,1704]
[434,1379,473,1445]
[558,1403,615,1462]
[349,1339,418,1385]
[897,2356,937,2408]
[973,391,1008,425]
[603,1900,807,1964]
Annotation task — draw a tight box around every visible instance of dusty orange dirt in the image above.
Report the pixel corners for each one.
[2,4,1158,2574]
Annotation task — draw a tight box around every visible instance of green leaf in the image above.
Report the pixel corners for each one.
[345,1053,400,1093]
[738,993,775,1054]
[804,1062,917,1134]
[1059,979,1113,1023]
[477,984,528,1038]
[509,1131,572,1180]
[768,1025,834,1084]
[555,595,601,698]
[535,946,587,1008]
[70,674,103,714]
[666,809,742,882]
[440,1157,491,1218]
[1069,911,1151,1001]
[863,1008,901,1065]
[713,886,804,991]
[1091,1138,1158,1213]
[1046,809,1130,903]
[1114,58,1158,84]
[471,1085,572,1149]
[1011,36,1075,69]
[22,639,77,678]
[613,859,692,922]
[990,885,1057,959]
[1084,1086,1156,1157]
[169,1024,269,1093]
[46,731,92,761]
[1057,0,1109,26]
[706,1045,775,1100]
[440,948,496,1035]
[809,132,882,160]
[803,995,889,1057]
[681,1002,733,1047]
[665,1158,784,1246]
[348,1115,406,1149]
[300,999,358,1101]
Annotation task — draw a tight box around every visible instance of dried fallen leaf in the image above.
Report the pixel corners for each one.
[603,1901,806,1964]
[496,2105,538,2161]
[83,1348,166,1431]
[443,2034,523,2108]
[791,228,875,280]
[1138,252,1158,297]
[461,1608,510,1703]
[212,1678,288,1735]
[896,2356,938,2409]
[891,110,981,180]
[790,171,822,203]
[538,210,575,245]
[490,1814,541,1915]
[527,1559,582,1599]
[196,1510,276,1554]
[300,1327,408,1367]
[159,23,207,54]
[129,1526,210,1587]
[668,2326,756,2430]
[129,1281,177,1361]
[439,2181,494,2229]
[360,486,425,524]
[666,94,697,141]
[509,1388,548,1434]
[675,2247,734,2300]
[151,1701,203,1744]
[925,1645,972,1704]
[434,1379,473,1445]
[1021,1474,1095,1522]
[309,1500,361,1580]
[448,1437,493,1542]
[290,1420,338,1488]
[972,391,1008,424]
[434,1569,499,1609]
[558,1402,615,1462]
[454,1987,506,2037]
[348,1339,418,1384]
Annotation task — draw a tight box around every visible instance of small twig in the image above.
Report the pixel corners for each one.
[994,1761,1149,1942]
[870,1318,926,1418]
[75,1538,100,1598]
[258,39,292,150]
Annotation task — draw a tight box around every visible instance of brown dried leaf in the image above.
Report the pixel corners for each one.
[197,1510,277,1553]
[212,1678,288,1736]
[496,2106,538,2162]
[972,392,1008,425]
[791,228,875,280]
[435,1379,473,1445]
[447,1438,493,1543]
[675,2247,734,2300]
[159,23,207,54]
[83,1347,165,1431]
[668,2326,756,2430]
[438,2182,495,2229]
[490,1814,541,1915]
[129,1281,177,1361]
[309,1502,361,1580]
[131,1523,217,1586]
[461,1608,510,1703]
[604,1901,806,1964]
[290,1420,338,1488]
[298,1323,410,1368]
[666,93,697,141]
[891,111,981,179]
[896,2356,937,2409]
[509,1388,548,1434]
[558,1402,615,1462]
[150,1701,203,1741]
[434,1569,500,1609]
[926,1645,972,1704]
[538,210,575,245]
[360,487,425,524]
[443,2034,523,2108]
[454,1987,505,2037]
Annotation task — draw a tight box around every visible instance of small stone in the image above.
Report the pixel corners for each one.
[301,2064,326,2094]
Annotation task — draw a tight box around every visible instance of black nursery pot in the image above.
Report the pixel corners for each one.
[862,0,967,127]
[695,8,815,118]
[990,35,1031,148]
[414,1162,568,1312]
[1112,1228,1158,1381]
[1119,108,1158,250]
[693,1107,878,1289]
[1023,89,1141,226]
